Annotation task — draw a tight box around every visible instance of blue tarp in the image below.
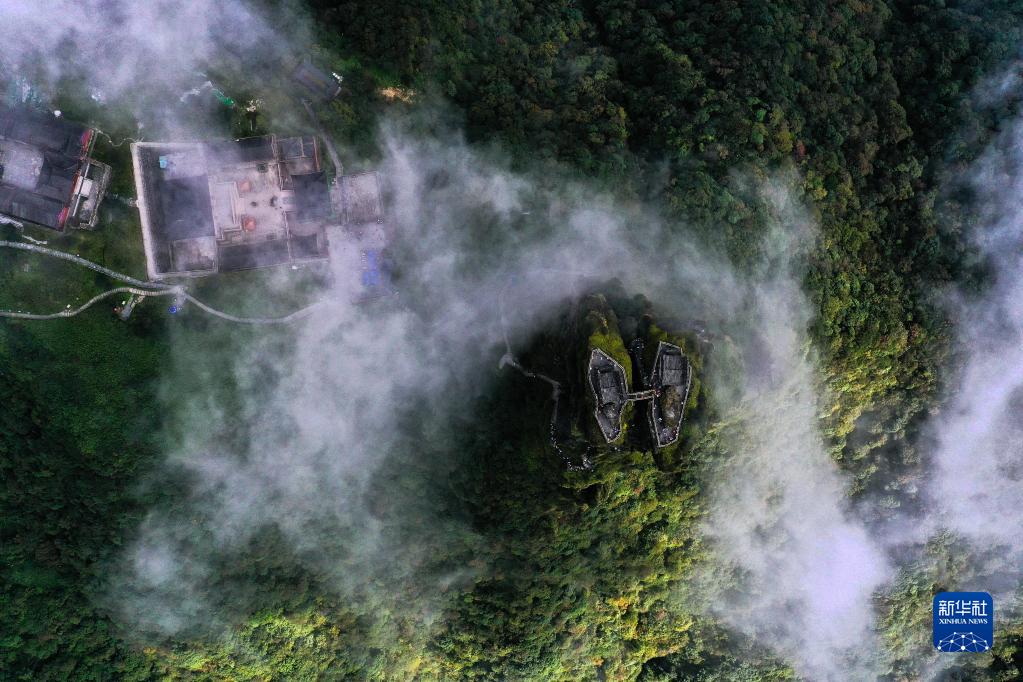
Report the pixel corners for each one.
[361,270,380,287]
[362,250,382,288]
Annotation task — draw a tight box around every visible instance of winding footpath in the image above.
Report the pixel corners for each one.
[0,240,325,325]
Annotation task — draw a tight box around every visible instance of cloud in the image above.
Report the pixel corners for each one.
[864,65,1023,680]
[102,123,895,679]
[0,3,896,672]
[696,182,892,680]
[107,121,754,638]
[0,0,289,100]
[924,101,1023,555]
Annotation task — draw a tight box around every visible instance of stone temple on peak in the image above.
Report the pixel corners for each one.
[587,340,693,446]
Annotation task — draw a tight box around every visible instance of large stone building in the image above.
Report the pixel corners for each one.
[587,341,693,446]
[647,343,693,447]
[0,104,110,231]
[588,348,629,442]
[131,134,395,302]
[131,135,333,279]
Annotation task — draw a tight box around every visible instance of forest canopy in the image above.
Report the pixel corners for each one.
[4,0,1023,680]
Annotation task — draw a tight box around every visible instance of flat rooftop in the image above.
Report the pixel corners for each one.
[0,104,110,230]
[338,171,383,225]
[291,59,342,101]
[132,135,333,278]
[648,342,693,447]
[588,349,628,442]
[327,218,394,303]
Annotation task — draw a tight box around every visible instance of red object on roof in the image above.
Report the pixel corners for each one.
[79,129,93,156]
[242,215,257,232]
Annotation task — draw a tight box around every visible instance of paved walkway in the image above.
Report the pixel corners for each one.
[0,240,325,325]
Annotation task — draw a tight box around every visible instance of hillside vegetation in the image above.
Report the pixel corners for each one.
[5,0,1023,680]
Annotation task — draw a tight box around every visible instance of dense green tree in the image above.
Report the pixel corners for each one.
[7,0,1023,679]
